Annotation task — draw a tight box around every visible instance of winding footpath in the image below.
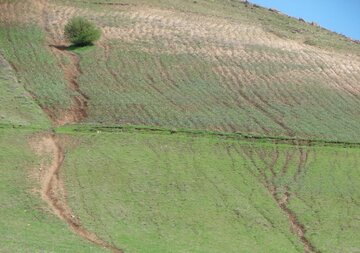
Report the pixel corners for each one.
[38,134,123,253]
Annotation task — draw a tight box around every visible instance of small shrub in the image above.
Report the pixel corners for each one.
[64,17,101,46]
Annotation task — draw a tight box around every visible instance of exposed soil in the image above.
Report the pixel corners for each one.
[32,134,123,253]
[28,0,360,137]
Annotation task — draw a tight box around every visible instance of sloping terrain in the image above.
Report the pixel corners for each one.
[0,54,49,127]
[1,0,360,141]
[60,130,360,253]
[1,0,360,252]
[0,129,106,252]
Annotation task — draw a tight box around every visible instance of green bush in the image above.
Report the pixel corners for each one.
[64,17,101,46]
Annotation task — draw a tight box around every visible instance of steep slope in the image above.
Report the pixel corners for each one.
[70,0,360,142]
[35,133,123,252]
[1,0,360,141]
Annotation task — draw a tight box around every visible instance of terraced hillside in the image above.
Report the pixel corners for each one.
[1,0,360,253]
[1,0,360,141]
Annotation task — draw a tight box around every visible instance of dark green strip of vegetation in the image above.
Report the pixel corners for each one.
[3,122,360,148]
[56,123,360,148]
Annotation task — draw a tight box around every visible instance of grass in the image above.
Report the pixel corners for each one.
[2,124,359,252]
[1,1,360,252]
[57,123,360,148]
[52,0,360,142]
[61,131,302,253]
[0,129,107,252]
[0,53,50,127]
[287,147,360,252]
[0,24,73,119]
[75,40,360,142]
[60,130,360,253]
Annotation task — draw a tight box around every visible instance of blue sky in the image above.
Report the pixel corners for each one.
[249,0,360,40]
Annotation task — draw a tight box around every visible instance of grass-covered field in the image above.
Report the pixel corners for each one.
[0,129,106,252]
[2,125,360,252]
[0,24,73,120]
[0,54,49,127]
[60,130,360,253]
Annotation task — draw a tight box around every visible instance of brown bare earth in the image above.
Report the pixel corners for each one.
[36,4,120,252]
[31,133,123,253]
[3,0,360,140]
[278,189,317,253]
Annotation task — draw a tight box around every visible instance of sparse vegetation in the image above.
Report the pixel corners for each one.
[64,17,101,46]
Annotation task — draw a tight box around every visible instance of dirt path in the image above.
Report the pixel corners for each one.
[36,134,123,253]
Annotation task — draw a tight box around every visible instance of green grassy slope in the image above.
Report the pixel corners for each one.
[0,53,50,127]
[1,0,360,141]
[0,24,74,120]
[245,143,360,252]
[1,1,360,252]
[76,41,360,142]
[287,147,360,252]
[55,0,360,141]
[61,130,360,253]
[0,129,107,252]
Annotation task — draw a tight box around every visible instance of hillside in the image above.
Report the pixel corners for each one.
[1,0,360,252]
[1,0,360,141]
[60,130,360,253]
[0,54,49,127]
